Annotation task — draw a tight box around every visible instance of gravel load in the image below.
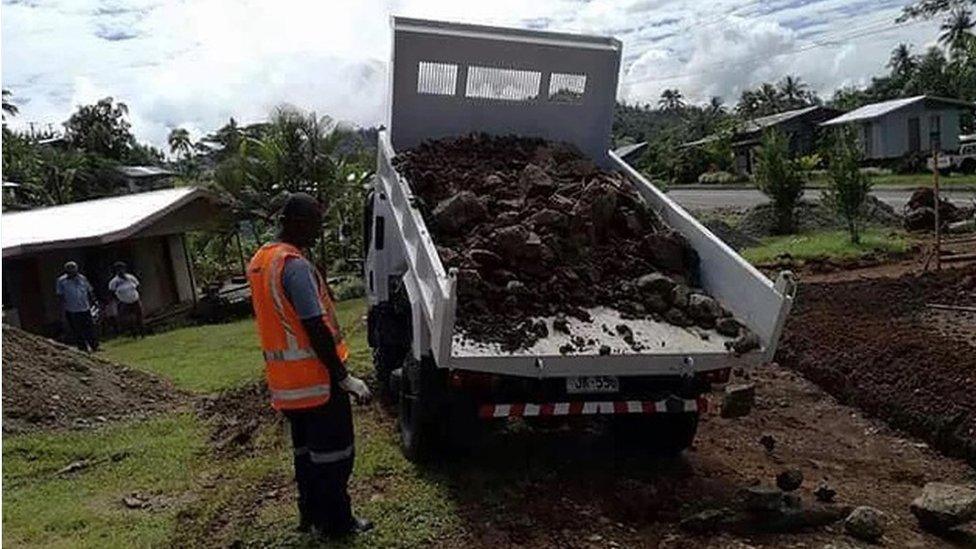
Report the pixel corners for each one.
[394,134,753,351]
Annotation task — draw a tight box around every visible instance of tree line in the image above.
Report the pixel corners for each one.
[613,0,976,184]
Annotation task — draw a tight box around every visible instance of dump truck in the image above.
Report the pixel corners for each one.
[364,17,796,460]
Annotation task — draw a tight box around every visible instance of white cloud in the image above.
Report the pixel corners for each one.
[1,0,945,148]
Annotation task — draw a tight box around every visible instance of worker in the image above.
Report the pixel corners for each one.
[247,192,373,538]
[108,261,144,337]
[55,261,99,352]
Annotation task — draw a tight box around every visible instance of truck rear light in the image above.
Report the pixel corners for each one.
[697,368,731,384]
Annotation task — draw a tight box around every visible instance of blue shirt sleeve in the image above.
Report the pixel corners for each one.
[281,257,324,320]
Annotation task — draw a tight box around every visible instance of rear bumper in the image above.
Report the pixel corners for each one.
[479,396,707,419]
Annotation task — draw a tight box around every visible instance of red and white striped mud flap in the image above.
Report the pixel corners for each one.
[479,396,708,419]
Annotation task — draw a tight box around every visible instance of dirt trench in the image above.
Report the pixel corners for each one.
[776,268,976,465]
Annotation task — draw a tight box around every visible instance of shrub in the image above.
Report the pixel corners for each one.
[697,170,738,185]
[824,127,873,244]
[859,166,891,177]
[753,130,807,234]
[331,276,366,301]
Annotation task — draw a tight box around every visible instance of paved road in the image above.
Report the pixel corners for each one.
[668,187,975,211]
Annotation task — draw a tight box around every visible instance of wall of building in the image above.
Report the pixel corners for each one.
[875,104,963,159]
[3,234,193,336]
[166,234,195,302]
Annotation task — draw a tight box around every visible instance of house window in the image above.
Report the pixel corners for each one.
[417,62,458,96]
[465,66,541,101]
[548,73,586,103]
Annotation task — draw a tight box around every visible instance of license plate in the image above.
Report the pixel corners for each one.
[566,376,619,394]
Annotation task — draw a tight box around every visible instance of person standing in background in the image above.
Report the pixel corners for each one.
[108,261,144,337]
[56,261,99,352]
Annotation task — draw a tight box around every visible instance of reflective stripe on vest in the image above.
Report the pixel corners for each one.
[270,384,331,403]
[263,348,316,362]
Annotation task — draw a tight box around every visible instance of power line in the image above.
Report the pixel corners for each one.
[624,14,930,85]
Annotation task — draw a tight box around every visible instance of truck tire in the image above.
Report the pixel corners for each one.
[961,159,976,175]
[373,345,408,405]
[398,354,442,462]
[612,412,699,457]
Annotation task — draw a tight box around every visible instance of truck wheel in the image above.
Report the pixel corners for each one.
[961,159,976,175]
[373,345,408,405]
[398,355,441,462]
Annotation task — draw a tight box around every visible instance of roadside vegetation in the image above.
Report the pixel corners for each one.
[823,127,873,243]
[741,229,911,265]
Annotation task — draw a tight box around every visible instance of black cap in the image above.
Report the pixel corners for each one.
[281,192,322,221]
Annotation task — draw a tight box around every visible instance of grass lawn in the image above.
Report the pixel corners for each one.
[5,299,466,548]
[102,299,368,393]
[3,414,206,548]
[741,228,911,265]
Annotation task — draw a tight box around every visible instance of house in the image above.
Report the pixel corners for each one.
[115,165,177,192]
[728,105,843,175]
[820,95,975,160]
[1,187,230,336]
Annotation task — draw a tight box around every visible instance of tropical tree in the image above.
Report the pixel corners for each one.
[658,89,686,112]
[824,127,873,244]
[779,75,810,107]
[939,8,976,57]
[900,0,975,21]
[168,127,193,160]
[888,43,916,79]
[213,105,373,272]
[63,97,132,160]
[2,89,18,120]
[754,129,806,234]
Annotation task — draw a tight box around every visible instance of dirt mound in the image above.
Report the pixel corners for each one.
[196,381,282,458]
[738,196,901,239]
[1,325,182,434]
[701,218,760,251]
[395,134,748,351]
[776,269,976,465]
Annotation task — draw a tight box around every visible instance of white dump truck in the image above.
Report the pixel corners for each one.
[364,17,796,460]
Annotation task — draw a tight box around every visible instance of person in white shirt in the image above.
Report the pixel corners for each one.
[108,261,144,337]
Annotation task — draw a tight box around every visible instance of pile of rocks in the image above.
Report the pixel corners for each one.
[395,134,754,351]
[903,187,965,231]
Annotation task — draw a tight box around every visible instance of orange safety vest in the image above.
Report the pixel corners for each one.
[247,242,349,410]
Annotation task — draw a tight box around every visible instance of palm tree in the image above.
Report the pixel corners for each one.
[939,8,975,57]
[888,43,916,79]
[2,89,18,120]
[757,82,784,114]
[779,76,810,107]
[658,89,686,112]
[168,127,192,160]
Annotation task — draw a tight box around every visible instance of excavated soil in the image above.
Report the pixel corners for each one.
[395,135,748,351]
[1,326,183,433]
[776,268,976,465]
[196,381,283,458]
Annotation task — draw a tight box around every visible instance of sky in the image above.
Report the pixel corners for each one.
[1,0,943,149]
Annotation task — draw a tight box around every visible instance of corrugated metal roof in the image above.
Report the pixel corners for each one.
[2,188,206,257]
[116,166,176,178]
[821,95,974,126]
[738,105,821,133]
